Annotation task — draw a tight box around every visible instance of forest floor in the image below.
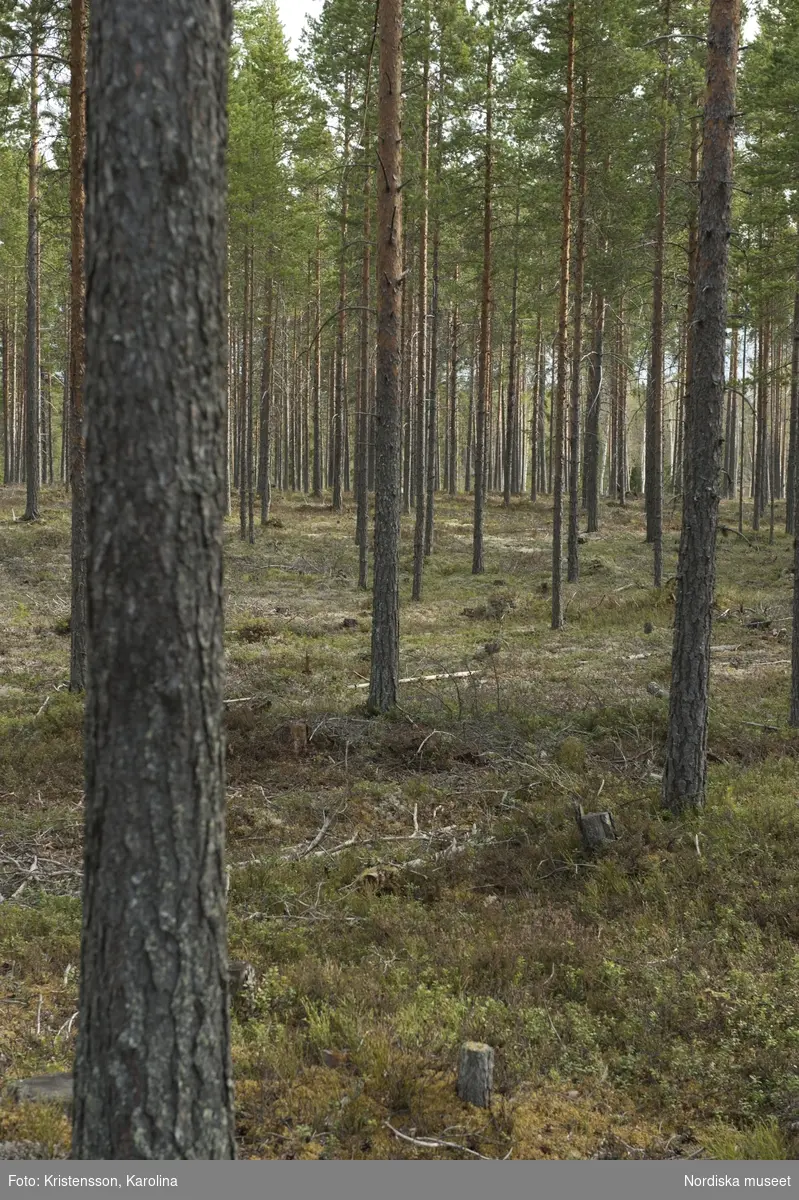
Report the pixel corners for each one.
[0,485,798,1160]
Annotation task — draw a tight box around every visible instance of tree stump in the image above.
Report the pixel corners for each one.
[456,1041,494,1108]
[574,804,617,850]
[229,960,256,998]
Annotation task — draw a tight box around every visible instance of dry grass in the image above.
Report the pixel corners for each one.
[0,484,798,1160]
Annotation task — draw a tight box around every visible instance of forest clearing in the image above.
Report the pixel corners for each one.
[1,486,798,1159]
[1,0,798,1168]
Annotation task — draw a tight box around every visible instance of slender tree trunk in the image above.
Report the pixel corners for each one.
[552,0,575,626]
[647,0,670,587]
[504,195,520,508]
[258,277,273,524]
[401,224,413,514]
[368,0,403,715]
[585,289,604,532]
[239,244,250,540]
[448,270,459,496]
[23,28,40,521]
[530,312,541,502]
[356,119,372,590]
[333,74,351,513]
[663,0,741,813]
[68,0,88,688]
[412,47,430,600]
[74,0,235,1158]
[472,33,493,576]
[785,246,799,535]
[312,214,323,497]
[425,96,442,557]
[567,71,588,582]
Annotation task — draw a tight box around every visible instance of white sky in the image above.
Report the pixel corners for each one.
[276,0,322,53]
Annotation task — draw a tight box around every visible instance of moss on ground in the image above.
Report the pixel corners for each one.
[1,485,798,1159]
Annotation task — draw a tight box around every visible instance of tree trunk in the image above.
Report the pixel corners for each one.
[368,0,403,716]
[530,313,541,502]
[472,33,493,576]
[662,0,741,813]
[567,71,587,583]
[258,276,273,524]
[412,47,429,600]
[73,0,235,1159]
[647,0,670,588]
[68,0,88,691]
[23,27,40,521]
[585,289,604,532]
[333,73,351,513]
[425,96,443,558]
[448,271,459,496]
[785,247,799,535]
[356,122,372,590]
[551,0,575,627]
[504,195,520,508]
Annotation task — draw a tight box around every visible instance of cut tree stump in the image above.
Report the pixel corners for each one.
[457,1041,494,1108]
[7,1072,73,1113]
[229,960,256,997]
[574,804,617,850]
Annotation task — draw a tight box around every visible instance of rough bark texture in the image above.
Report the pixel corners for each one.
[69,0,88,691]
[551,0,575,627]
[367,0,403,716]
[457,1042,494,1108]
[662,0,740,813]
[73,0,235,1158]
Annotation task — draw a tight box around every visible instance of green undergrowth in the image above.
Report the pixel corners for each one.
[1,485,798,1159]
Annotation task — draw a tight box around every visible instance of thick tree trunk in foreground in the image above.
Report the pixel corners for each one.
[367,0,403,715]
[73,0,235,1158]
[662,0,740,814]
[551,0,575,627]
[69,0,88,691]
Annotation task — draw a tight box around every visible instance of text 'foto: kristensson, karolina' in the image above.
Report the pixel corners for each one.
[8,1176,178,1189]
[685,1178,792,1189]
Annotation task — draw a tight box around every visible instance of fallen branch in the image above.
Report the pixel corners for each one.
[383,1121,508,1161]
[350,670,485,689]
[281,811,335,861]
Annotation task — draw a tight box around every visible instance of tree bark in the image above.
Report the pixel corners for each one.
[585,289,604,532]
[412,46,430,600]
[662,0,741,814]
[567,71,588,583]
[504,195,520,509]
[647,0,670,588]
[551,0,575,627]
[367,0,403,716]
[69,0,88,690]
[73,0,235,1158]
[23,26,40,521]
[785,246,799,535]
[472,32,493,576]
